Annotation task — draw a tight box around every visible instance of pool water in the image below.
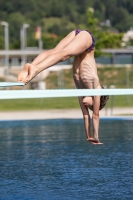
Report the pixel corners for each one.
[0,118,133,200]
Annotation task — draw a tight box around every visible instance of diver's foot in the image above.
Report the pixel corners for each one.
[17,63,30,83]
[25,63,37,84]
[18,63,37,84]
[87,137,103,145]
[87,137,97,145]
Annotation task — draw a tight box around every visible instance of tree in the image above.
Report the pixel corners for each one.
[85,7,123,57]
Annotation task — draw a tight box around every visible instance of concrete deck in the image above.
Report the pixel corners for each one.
[0,107,133,120]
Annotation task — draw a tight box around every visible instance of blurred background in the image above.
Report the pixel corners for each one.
[0,0,133,110]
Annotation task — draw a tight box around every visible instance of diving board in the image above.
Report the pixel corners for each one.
[0,82,25,87]
[0,89,133,99]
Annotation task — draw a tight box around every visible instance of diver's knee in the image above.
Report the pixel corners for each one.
[60,50,70,61]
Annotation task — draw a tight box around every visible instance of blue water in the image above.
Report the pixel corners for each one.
[0,118,133,200]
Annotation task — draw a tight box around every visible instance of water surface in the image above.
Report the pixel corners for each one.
[0,118,133,200]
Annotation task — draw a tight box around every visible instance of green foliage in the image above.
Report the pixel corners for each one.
[0,28,4,49]
[83,8,123,57]
[0,97,79,111]
[42,34,58,49]
[0,0,132,49]
[126,38,133,47]
[86,7,99,32]
[96,32,123,49]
